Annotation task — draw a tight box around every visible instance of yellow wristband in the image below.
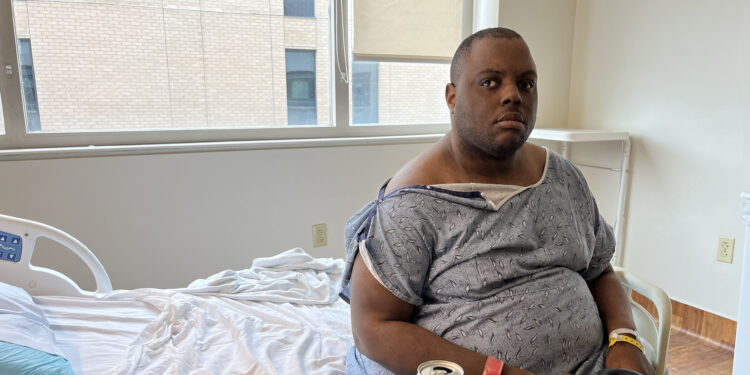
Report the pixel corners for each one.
[608,334,645,352]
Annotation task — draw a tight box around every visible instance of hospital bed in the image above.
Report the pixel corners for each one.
[0,213,671,374]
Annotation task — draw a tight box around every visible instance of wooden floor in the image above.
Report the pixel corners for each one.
[666,328,734,374]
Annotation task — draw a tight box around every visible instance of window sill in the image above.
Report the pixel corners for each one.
[0,133,445,161]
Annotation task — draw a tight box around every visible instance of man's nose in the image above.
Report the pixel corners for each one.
[501,84,522,105]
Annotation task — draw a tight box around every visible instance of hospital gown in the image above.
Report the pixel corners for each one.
[340,150,615,374]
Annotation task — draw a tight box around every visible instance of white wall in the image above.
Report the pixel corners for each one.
[0,143,433,290]
[499,0,577,128]
[568,0,750,319]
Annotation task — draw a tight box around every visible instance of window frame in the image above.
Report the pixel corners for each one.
[0,1,481,154]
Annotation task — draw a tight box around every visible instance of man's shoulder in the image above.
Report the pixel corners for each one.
[385,167,436,195]
[385,142,451,195]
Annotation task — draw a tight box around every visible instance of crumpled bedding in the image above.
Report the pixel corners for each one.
[36,248,353,375]
[174,247,343,305]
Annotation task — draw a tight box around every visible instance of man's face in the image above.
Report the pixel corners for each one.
[446,37,538,159]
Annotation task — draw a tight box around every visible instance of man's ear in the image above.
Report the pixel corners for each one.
[445,83,456,113]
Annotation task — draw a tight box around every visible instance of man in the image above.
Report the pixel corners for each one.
[340,28,654,375]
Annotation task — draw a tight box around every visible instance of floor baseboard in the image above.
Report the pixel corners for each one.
[632,291,736,350]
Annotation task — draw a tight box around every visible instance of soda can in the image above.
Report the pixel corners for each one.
[417,360,464,375]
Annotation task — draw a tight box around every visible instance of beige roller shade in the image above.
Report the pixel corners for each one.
[353,0,466,62]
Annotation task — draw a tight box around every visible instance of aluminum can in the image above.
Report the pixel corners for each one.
[417,360,464,375]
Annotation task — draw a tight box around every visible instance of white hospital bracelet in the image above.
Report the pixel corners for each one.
[609,328,639,340]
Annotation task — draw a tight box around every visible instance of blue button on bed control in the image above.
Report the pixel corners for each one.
[0,230,21,263]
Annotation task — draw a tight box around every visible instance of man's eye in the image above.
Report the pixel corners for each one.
[480,79,498,88]
[519,80,535,89]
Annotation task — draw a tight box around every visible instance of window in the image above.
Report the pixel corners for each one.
[285,50,317,126]
[348,0,459,126]
[284,0,314,18]
[349,61,450,126]
[18,38,40,132]
[2,0,331,135]
[0,0,472,151]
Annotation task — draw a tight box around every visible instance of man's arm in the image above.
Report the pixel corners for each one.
[588,265,655,375]
[349,253,532,375]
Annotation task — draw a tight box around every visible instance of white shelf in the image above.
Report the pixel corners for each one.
[530,128,629,143]
[529,127,631,267]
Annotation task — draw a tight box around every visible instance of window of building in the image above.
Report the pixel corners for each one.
[18,38,40,132]
[284,0,314,18]
[351,62,378,124]
[285,49,317,126]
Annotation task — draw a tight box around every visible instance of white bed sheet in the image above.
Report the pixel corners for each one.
[34,296,160,374]
[32,248,353,374]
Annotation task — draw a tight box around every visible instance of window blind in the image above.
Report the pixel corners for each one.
[352,0,466,62]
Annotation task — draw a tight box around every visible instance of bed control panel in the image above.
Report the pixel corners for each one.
[0,231,22,263]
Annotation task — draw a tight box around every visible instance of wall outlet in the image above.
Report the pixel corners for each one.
[312,223,327,248]
[717,236,735,263]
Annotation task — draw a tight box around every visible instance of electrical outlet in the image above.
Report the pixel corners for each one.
[312,223,327,248]
[717,236,735,263]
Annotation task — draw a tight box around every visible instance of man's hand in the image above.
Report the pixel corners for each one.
[605,342,655,375]
[588,265,656,375]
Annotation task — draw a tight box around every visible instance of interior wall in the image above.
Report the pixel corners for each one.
[499,0,577,129]
[568,0,750,319]
[0,143,433,290]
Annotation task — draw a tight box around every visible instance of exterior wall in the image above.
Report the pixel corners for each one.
[14,1,173,130]
[376,63,450,124]
[10,0,449,131]
[10,0,329,130]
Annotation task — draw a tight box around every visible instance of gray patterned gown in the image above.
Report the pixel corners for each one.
[340,150,614,375]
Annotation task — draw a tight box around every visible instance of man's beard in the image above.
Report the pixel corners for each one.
[453,112,531,161]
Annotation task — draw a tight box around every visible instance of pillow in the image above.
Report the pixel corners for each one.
[0,282,74,374]
[0,341,74,375]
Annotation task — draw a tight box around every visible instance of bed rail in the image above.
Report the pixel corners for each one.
[0,213,112,297]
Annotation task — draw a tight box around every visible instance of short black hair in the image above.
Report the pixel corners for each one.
[449,27,523,84]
